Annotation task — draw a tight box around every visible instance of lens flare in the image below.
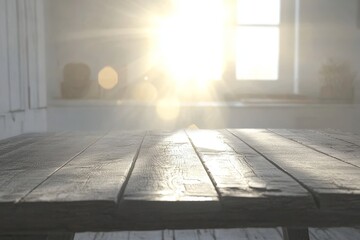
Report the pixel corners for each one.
[98,66,119,90]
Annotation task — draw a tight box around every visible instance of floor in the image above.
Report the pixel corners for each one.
[75,227,360,240]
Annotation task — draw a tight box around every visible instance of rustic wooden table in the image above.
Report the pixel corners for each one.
[0,129,359,240]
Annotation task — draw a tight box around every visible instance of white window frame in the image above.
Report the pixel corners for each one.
[223,0,297,95]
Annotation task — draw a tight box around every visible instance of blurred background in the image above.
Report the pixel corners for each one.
[1,0,360,139]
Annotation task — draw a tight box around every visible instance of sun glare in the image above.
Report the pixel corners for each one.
[152,0,225,88]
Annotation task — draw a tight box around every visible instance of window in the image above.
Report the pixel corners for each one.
[225,0,296,95]
[236,0,280,80]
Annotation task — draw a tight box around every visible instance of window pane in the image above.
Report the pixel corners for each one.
[236,27,279,80]
[237,0,280,25]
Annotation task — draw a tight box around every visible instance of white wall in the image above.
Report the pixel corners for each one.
[0,0,47,140]
[44,0,154,99]
[48,101,360,133]
[298,0,360,100]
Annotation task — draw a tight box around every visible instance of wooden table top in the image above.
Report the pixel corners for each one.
[0,129,360,233]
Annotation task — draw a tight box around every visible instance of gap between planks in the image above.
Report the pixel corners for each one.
[268,129,360,169]
[17,132,108,203]
[116,131,147,202]
[226,129,321,209]
[184,130,223,201]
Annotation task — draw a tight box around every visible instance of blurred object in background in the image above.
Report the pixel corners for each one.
[61,63,91,99]
[319,59,357,103]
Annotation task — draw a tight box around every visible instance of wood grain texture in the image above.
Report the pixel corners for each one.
[119,131,219,228]
[187,130,314,211]
[271,129,360,168]
[75,232,128,240]
[1,130,360,232]
[129,231,161,240]
[71,228,360,240]
[0,132,102,200]
[0,133,56,157]
[229,129,360,215]
[0,132,103,231]
[2,132,145,232]
[25,131,144,203]
[319,129,360,146]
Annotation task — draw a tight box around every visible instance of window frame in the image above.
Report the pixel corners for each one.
[222,0,297,95]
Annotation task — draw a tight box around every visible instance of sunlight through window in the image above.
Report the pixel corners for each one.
[153,0,225,87]
[236,0,280,80]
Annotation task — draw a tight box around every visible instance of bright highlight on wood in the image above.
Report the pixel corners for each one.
[98,66,119,90]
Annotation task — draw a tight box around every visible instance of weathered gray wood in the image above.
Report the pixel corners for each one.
[174,230,199,240]
[0,132,104,231]
[319,129,360,146]
[129,231,161,240]
[2,130,360,232]
[75,232,128,240]
[282,228,309,240]
[25,131,144,203]
[229,129,360,214]
[2,132,144,232]
[0,132,102,201]
[162,230,174,240]
[215,228,282,240]
[0,133,54,157]
[71,228,360,240]
[119,131,219,228]
[270,129,360,168]
[197,229,216,240]
[186,130,314,212]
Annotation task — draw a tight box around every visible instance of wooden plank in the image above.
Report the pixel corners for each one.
[319,129,360,146]
[129,231,161,240]
[162,230,174,240]
[215,228,282,240]
[1,132,144,232]
[25,131,144,202]
[119,131,219,229]
[282,228,309,240]
[174,230,199,240]
[197,229,216,240]
[0,0,10,114]
[186,130,314,211]
[0,133,54,157]
[270,129,360,168]
[6,0,22,111]
[229,129,360,215]
[0,132,102,203]
[75,232,128,240]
